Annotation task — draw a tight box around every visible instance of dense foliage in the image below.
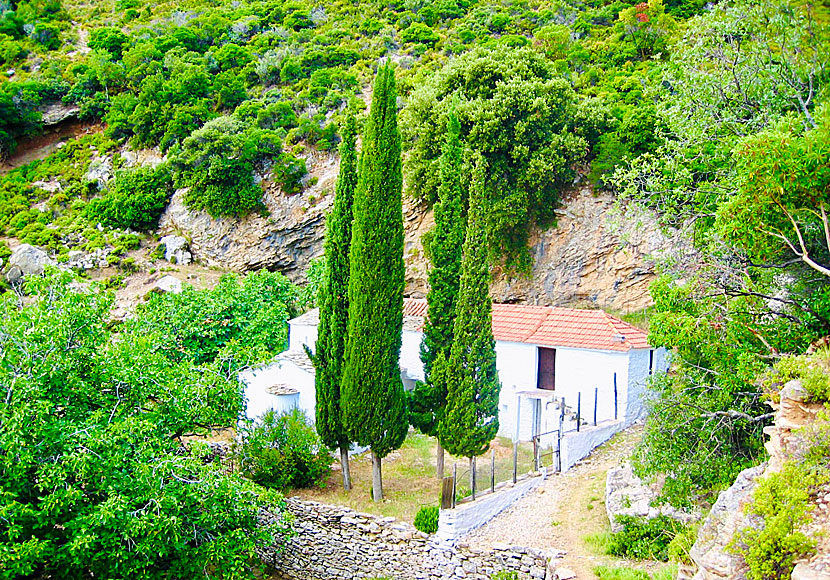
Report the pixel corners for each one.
[413,505,439,534]
[238,409,332,490]
[0,273,289,579]
[341,65,408,483]
[126,270,299,367]
[607,516,688,561]
[403,46,585,267]
[409,109,465,443]
[312,112,357,487]
[438,156,501,460]
[85,164,173,231]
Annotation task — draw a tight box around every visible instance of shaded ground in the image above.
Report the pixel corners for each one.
[465,426,673,580]
[0,119,103,175]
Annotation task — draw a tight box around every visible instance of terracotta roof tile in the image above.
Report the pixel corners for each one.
[290,299,650,352]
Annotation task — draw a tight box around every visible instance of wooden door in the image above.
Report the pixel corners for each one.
[537,347,556,391]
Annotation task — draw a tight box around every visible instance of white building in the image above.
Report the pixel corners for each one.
[242,299,667,450]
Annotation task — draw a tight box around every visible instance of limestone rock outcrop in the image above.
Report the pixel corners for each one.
[605,463,700,533]
[159,235,192,266]
[5,243,54,283]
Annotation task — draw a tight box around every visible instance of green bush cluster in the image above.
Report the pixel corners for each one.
[771,352,830,402]
[85,165,173,231]
[238,408,332,490]
[413,505,439,534]
[608,515,688,561]
[730,462,821,580]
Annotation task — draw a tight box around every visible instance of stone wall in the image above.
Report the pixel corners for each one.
[261,498,554,580]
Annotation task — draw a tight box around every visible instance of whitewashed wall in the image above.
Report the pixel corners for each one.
[623,347,669,425]
[241,360,315,421]
[554,347,630,425]
[494,341,538,440]
[289,322,318,353]
[400,329,425,383]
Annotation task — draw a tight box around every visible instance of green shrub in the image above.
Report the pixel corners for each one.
[667,523,698,564]
[413,505,439,534]
[0,240,11,262]
[594,566,649,580]
[239,408,332,490]
[608,515,687,561]
[730,462,819,580]
[490,573,518,580]
[85,166,173,231]
[771,351,830,402]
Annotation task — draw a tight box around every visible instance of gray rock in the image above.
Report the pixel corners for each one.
[152,275,183,294]
[5,265,23,284]
[606,463,700,532]
[690,463,767,580]
[39,103,80,125]
[8,244,54,279]
[85,156,113,190]
[159,235,192,266]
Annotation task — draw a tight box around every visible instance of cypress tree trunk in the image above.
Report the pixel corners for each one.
[371,451,383,502]
[341,64,407,502]
[312,113,358,491]
[438,154,501,464]
[409,109,466,478]
[340,447,352,491]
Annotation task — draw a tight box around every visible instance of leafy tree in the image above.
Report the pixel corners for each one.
[85,165,173,231]
[126,271,298,367]
[438,155,501,489]
[170,115,299,217]
[312,112,358,490]
[0,273,289,579]
[409,108,465,479]
[617,0,676,60]
[400,22,440,46]
[403,46,586,268]
[341,64,408,502]
[88,26,130,59]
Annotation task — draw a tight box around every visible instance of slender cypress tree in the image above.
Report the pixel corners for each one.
[409,109,465,479]
[311,112,358,491]
[438,155,501,491]
[341,64,408,502]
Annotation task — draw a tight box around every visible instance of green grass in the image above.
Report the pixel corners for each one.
[292,431,535,522]
[594,564,677,580]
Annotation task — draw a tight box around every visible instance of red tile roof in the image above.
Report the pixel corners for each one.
[403,298,650,352]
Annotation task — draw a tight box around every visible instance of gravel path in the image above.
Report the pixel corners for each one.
[463,427,644,580]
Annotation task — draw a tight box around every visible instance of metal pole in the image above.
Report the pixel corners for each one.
[614,373,618,420]
[533,435,539,471]
[491,448,496,493]
[576,392,581,432]
[594,387,598,426]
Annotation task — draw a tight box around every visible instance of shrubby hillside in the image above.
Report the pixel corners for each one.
[0,0,829,577]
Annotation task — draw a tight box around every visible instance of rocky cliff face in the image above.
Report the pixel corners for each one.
[162,156,686,311]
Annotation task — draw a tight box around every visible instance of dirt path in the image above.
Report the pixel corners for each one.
[465,426,664,579]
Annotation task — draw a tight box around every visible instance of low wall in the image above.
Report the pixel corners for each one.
[560,420,624,471]
[261,498,554,580]
[436,475,544,544]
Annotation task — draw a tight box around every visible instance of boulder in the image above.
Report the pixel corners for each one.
[689,463,768,580]
[85,156,113,190]
[159,235,192,266]
[605,463,700,532]
[5,265,23,284]
[39,102,80,125]
[151,275,183,294]
[6,244,54,282]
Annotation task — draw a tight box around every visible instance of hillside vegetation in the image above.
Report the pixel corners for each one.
[1,0,829,577]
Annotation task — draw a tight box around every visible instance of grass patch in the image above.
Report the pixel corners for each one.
[584,530,614,555]
[291,431,535,522]
[594,564,677,580]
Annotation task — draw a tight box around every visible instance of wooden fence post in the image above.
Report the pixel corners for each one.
[576,392,581,432]
[593,387,598,426]
[491,448,496,494]
[452,463,457,508]
[614,373,618,420]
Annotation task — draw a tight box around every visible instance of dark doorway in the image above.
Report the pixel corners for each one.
[537,347,556,391]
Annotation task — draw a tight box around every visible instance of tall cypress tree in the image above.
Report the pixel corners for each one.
[312,112,358,491]
[409,109,465,479]
[341,64,408,502]
[438,155,501,490]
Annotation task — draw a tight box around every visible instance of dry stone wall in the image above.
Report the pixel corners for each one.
[261,498,555,580]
